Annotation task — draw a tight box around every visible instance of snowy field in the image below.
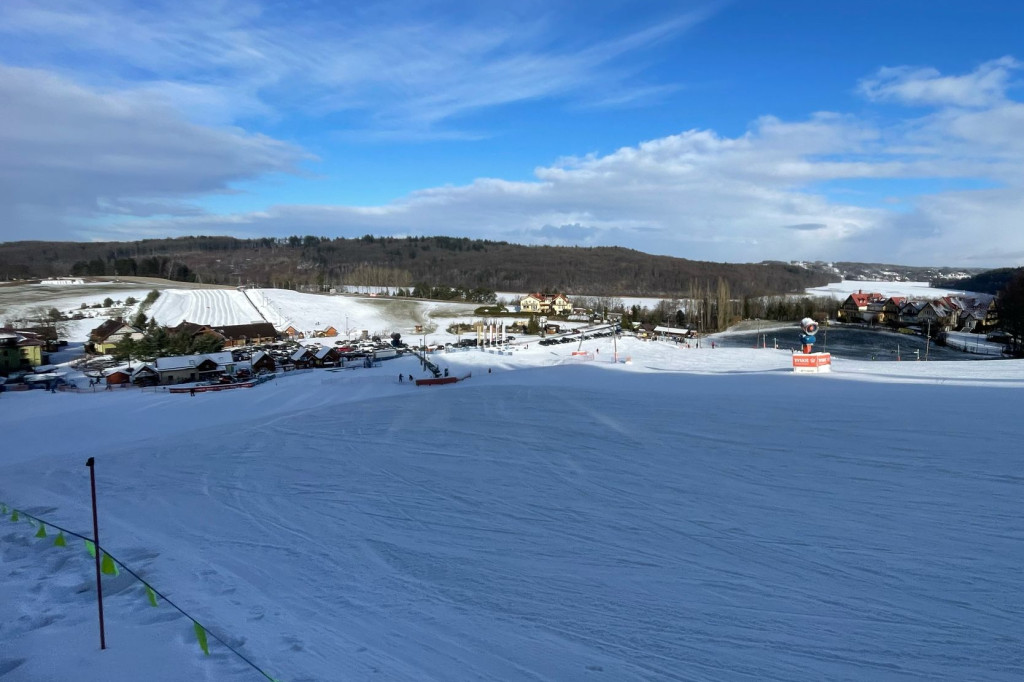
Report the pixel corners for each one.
[804,279,972,300]
[1,282,484,344]
[2,336,1023,682]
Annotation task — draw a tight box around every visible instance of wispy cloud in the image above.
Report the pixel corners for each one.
[95,58,1024,267]
[0,0,714,136]
[858,56,1021,108]
[1,4,1022,268]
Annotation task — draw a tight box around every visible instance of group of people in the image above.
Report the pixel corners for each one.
[398,367,452,384]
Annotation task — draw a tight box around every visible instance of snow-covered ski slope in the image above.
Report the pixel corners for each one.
[2,343,1022,681]
[143,287,477,339]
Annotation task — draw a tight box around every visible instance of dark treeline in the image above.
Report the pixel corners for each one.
[934,267,1020,295]
[0,235,836,297]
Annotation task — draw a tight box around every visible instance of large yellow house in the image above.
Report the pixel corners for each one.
[0,328,48,371]
[520,293,572,315]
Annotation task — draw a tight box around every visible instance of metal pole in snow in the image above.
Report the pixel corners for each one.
[86,457,107,650]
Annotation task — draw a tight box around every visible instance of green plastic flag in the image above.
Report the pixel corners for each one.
[85,539,96,558]
[146,585,158,607]
[101,553,119,576]
[54,532,67,547]
[194,622,210,656]
[35,524,46,538]
[10,510,18,522]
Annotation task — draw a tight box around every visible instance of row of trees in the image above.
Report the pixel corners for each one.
[998,269,1024,356]
[111,324,224,362]
[0,236,834,297]
[401,284,498,304]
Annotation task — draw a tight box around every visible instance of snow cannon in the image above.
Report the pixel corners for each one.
[792,317,831,373]
[800,317,818,354]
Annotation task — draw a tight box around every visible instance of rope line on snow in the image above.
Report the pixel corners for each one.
[1,501,283,682]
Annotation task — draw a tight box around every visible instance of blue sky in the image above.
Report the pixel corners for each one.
[1,1,1023,266]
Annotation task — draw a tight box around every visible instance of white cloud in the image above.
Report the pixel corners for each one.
[98,68,1024,268]
[858,56,1021,108]
[0,65,309,240]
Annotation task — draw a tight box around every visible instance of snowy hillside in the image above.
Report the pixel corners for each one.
[804,279,974,300]
[2,341,1023,681]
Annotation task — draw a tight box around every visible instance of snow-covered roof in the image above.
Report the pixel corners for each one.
[291,348,309,361]
[206,351,234,366]
[155,355,207,371]
[155,351,234,371]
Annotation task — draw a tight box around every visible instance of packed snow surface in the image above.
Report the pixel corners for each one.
[3,333,1023,681]
[804,279,974,299]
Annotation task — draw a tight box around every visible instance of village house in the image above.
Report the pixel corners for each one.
[880,297,906,324]
[102,368,133,387]
[17,336,46,368]
[311,346,341,367]
[0,330,22,374]
[520,293,572,315]
[129,364,160,387]
[916,300,959,332]
[957,295,999,332]
[653,325,692,341]
[838,291,885,322]
[0,328,51,370]
[898,300,926,325]
[290,347,315,368]
[250,350,276,374]
[209,322,280,347]
[87,318,144,354]
[153,351,235,385]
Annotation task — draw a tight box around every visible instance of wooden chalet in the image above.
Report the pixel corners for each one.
[311,346,341,367]
[153,351,235,385]
[290,347,315,368]
[103,368,132,386]
[250,350,276,373]
[130,364,160,386]
[209,322,279,347]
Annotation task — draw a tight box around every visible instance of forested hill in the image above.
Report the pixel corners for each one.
[0,235,837,297]
[933,267,1023,295]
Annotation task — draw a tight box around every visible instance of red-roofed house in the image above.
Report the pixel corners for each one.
[839,290,885,322]
[520,293,572,315]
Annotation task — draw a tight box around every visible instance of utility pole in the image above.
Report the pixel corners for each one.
[925,320,931,361]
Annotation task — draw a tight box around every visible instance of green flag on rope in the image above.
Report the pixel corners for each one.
[101,553,119,576]
[35,524,46,538]
[10,509,18,522]
[146,585,158,607]
[194,622,210,656]
[85,539,96,558]
[54,531,67,547]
